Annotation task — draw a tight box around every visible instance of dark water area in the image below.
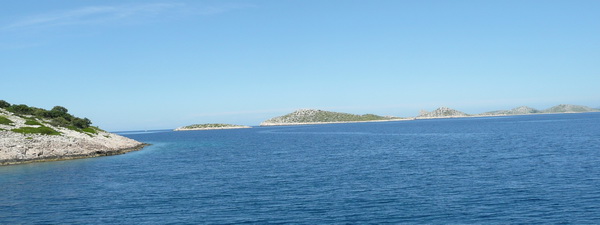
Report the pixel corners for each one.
[2,113,600,224]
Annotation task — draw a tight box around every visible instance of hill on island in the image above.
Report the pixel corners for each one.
[418,107,469,118]
[479,106,541,116]
[478,104,599,116]
[260,109,401,126]
[542,104,600,113]
[0,100,144,165]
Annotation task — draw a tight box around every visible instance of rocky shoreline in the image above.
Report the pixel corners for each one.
[0,142,149,166]
[0,108,147,166]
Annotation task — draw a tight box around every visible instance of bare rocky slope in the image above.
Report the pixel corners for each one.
[0,108,145,165]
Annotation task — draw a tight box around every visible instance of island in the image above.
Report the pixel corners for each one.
[0,100,146,165]
[417,107,470,118]
[174,123,251,131]
[260,109,406,126]
[417,104,600,119]
[262,104,599,126]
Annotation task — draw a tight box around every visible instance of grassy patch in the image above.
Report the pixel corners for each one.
[0,116,13,125]
[82,127,98,134]
[66,126,98,135]
[24,119,42,126]
[12,126,61,135]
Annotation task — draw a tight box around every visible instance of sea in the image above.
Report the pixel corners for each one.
[1,113,600,224]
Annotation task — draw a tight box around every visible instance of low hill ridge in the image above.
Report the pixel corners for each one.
[542,104,599,113]
[479,106,541,116]
[260,109,400,126]
[418,107,469,118]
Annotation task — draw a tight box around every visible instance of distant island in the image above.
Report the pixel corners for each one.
[418,104,599,119]
[0,100,146,165]
[174,123,251,131]
[260,104,599,126]
[260,109,406,126]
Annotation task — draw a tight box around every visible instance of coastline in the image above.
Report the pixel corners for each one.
[260,111,600,126]
[0,143,150,166]
[415,111,600,120]
[174,126,252,131]
[260,118,413,126]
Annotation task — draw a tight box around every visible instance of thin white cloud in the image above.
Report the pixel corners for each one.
[196,3,255,16]
[4,3,183,30]
[2,2,254,31]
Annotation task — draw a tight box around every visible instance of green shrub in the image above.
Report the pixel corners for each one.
[12,126,61,135]
[71,117,91,129]
[7,104,34,114]
[0,116,13,125]
[51,117,70,127]
[2,101,93,129]
[0,100,10,108]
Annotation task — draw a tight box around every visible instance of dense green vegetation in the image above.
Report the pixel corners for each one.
[12,126,61,135]
[0,116,13,125]
[0,100,92,129]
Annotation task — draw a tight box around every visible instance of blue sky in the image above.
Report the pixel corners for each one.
[1,0,599,131]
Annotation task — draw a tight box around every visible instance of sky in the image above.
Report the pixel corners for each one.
[1,0,599,131]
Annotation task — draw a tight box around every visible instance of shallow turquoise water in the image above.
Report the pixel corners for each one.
[1,113,600,223]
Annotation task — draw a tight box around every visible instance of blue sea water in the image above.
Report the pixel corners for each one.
[1,113,600,224]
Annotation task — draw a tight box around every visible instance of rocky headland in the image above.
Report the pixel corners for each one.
[174,123,251,131]
[0,102,146,165]
[260,109,405,126]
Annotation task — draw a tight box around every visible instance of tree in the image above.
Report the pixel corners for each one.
[0,100,10,108]
[51,106,68,113]
[8,104,33,114]
[71,117,92,129]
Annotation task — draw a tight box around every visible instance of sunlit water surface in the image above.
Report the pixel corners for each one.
[1,113,600,223]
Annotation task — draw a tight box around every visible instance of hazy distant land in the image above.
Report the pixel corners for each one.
[261,104,600,126]
[174,123,251,131]
[417,104,600,119]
